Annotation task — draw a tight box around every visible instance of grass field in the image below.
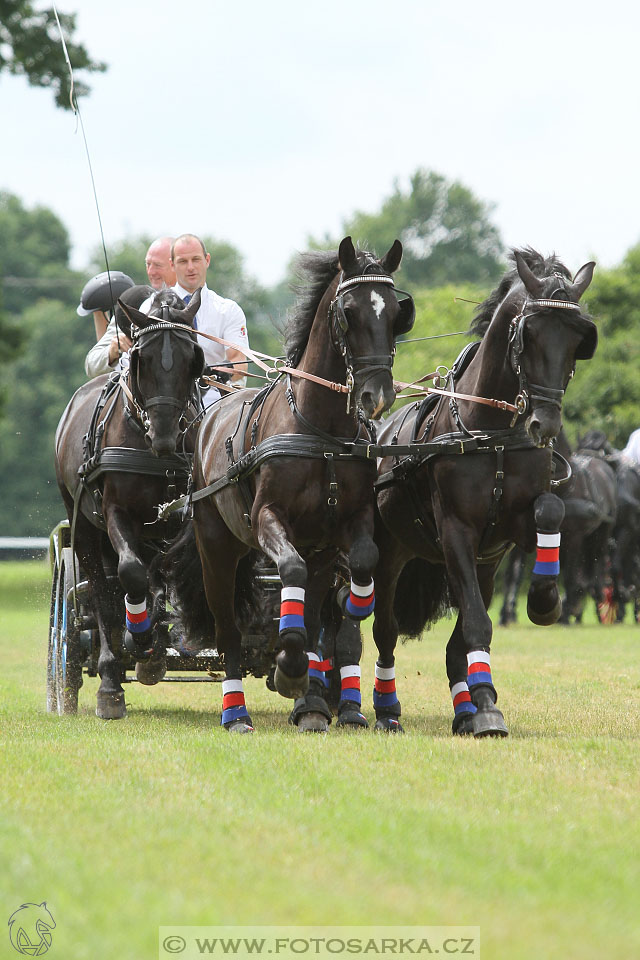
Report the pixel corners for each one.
[1,560,639,960]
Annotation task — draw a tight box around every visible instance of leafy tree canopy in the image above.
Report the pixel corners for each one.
[563,243,640,448]
[0,191,81,410]
[0,0,105,108]
[310,169,505,289]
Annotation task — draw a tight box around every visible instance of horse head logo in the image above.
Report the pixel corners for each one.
[7,902,55,956]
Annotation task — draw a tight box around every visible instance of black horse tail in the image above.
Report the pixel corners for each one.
[393,557,453,638]
[162,521,277,651]
[162,520,214,646]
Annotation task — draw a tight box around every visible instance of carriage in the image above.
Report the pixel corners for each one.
[46,518,281,716]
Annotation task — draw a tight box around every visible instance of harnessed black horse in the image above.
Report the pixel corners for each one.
[370,248,597,736]
[162,237,414,732]
[54,288,204,717]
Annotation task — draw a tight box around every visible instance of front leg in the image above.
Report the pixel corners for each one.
[256,505,309,699]
[106,506,159,674]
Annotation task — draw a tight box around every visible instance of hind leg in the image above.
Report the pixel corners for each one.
[194,509,254,733]
[370,527,407,734]
[288,566,335,733]
[437,512,507,738]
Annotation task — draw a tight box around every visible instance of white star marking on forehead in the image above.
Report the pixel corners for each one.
[370,290,385,319]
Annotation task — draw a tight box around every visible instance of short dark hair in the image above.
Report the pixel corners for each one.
[171,234,208,260]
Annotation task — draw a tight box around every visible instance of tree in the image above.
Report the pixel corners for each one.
[311,169,505,288]
[0,1,105,108]
[0,298,93,535]
[563,244,640,448]
[0,192,81,412]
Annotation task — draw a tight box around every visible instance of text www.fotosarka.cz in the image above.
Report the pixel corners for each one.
[159,927,480,959]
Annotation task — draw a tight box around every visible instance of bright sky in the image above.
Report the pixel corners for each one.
[2,0,639,287]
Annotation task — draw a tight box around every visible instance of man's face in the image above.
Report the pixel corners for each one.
[172,238,210,293]
[145,242,176,290]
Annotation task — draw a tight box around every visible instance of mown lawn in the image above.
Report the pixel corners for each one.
[1,561,639,960]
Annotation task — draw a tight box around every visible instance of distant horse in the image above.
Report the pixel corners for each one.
[559,431,617,623]
[55,288,204,717]
[164,237,411,732]
[610,446,640,622]
[372,248,597,736]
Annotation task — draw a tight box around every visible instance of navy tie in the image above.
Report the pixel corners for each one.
[183,293,197,329]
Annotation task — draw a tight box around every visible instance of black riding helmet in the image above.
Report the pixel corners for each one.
[76,271,135,317]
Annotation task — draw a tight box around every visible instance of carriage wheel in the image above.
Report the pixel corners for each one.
[55,548,84,715]
[46,556,62,712]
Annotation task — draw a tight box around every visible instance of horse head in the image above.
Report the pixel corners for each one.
[328,235,410,419]
[116,288,205,456]
[506,250,597,446]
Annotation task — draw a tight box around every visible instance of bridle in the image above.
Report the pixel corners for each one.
[328,265,415,412]
[123,306,202,433]
[507,286,583,425]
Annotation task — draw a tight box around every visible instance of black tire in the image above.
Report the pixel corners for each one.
[46,556,62,713]
[55,549,84,715]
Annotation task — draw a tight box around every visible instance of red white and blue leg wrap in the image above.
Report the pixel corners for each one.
[345,578,375,619]
[125,595,150,634]
[373,663,399,710]
[221,678,252,728]
[451,680,477,717]
[467,651,492,690]
[340,665,362,706]
[308,651,332,688]
[533,531,561,576]
[279,586,305,635]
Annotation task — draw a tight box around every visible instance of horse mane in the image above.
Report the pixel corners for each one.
[469,247,572,339]
[283,246,378,366]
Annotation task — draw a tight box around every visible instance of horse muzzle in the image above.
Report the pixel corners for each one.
[357,369,396,420]
[525,402,563,448]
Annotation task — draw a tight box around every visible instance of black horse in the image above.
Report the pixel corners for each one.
[371,248,597,736]
[610,443,640,622]
[559,431,617,623]
[164,237,411,732]
[54,288,204,717]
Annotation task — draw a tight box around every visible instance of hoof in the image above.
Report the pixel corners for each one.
[124,629,155,661]
[452,712,475,736]
[374,716,404,734]
[135,653,166,685]
[527,596,562,625]
[472,707,508,738]
[274,664,309,700]
[336,703,369,729]
[225,720,254,734]
[296,711,329,733]
[96,690,127,720]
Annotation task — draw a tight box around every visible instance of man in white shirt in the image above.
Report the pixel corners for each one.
[84,237,176,378]
[133,233,249,407]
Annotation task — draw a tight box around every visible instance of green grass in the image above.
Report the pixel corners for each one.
[1,561,639,960]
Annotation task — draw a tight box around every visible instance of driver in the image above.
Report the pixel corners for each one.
[83,237,176,377]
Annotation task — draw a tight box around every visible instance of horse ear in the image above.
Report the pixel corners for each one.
[568,261,596,302]
[381,239,403,274]
[178,287,202,324]
[116,298,148,336]
[338,236,357,271]
[514,251,544,298]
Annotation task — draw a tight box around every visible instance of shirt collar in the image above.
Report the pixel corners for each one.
[173,282,208,301]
